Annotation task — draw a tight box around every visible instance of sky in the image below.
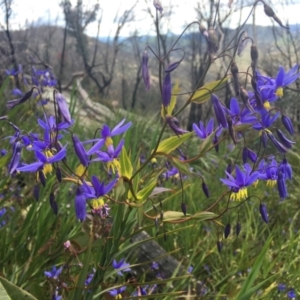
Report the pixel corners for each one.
[4,0,300,37]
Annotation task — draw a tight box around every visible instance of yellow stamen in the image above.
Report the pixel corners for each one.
[151,158,157,164]
[263,101,271,110]
[105,137,113,147]
[43,150,53,175]
[76,164,87,177]
[230,188,248,201]
[107,159,120,174]
[276,87,283,97]
[253,180,259,188]
[266,179,276,187]
[91,197,105,209]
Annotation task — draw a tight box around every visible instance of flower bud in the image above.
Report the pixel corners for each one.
[153,0,163,14]
[231,62,240,96]
[224,223,231,239]
[33,184,39,201]
[217,241,223,253]
[162,73,172,107]
[281,115,294,135]
[227,115,236,145]
[259,203,268,223]
[50,193,58,215]
[166,115,188,135]
[72,134,89,167]
[237,31,249,56]
[250,44,258,67]
[263,3,275,17]
[211,94,227,128]
[6,88,34,110]
[55,93,72,124]
[276,129,295,149]
[142,50,150,91]
[75,187,86,221]
[56,167,62,183]
[181,203,187,216]
[266,131,288,153]
[202,182,209,198]
[207,27,219,56]
[199,24,208,37]
[165,61,181,73]
[247,149,257,163]
[38,170,46,187]
[242,147,248,164]
[277,171,287,199]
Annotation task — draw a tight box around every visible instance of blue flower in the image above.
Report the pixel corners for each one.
[112,259,131,276]
[278,283,286,292]
[44,266,63,280]
[274,65,300,97]
[287,288,296,299]
[17,147,66,175]
[193,118,214,139]
[220,164,260,201]
[109,286,126,298]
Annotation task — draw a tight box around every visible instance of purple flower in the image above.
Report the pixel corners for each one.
[55,93,72,124]
[278,283,286,292]
[17,147,66,174]
[220,164,259,201]
[274,65,300,97]
[44,266,63,280]
[112,259,131,276]
[287,288,296,299]
[109,286,126,298]
[193,118,214,139]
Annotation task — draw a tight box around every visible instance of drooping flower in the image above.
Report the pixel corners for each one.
[220,164,260,201]
[211,94,227,128]
[55,93,72,124]
[259,203,269,223]
[224,223,231,239]
[277,171,288,199]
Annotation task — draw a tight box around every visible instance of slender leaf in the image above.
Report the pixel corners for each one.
[0,277,38,300]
